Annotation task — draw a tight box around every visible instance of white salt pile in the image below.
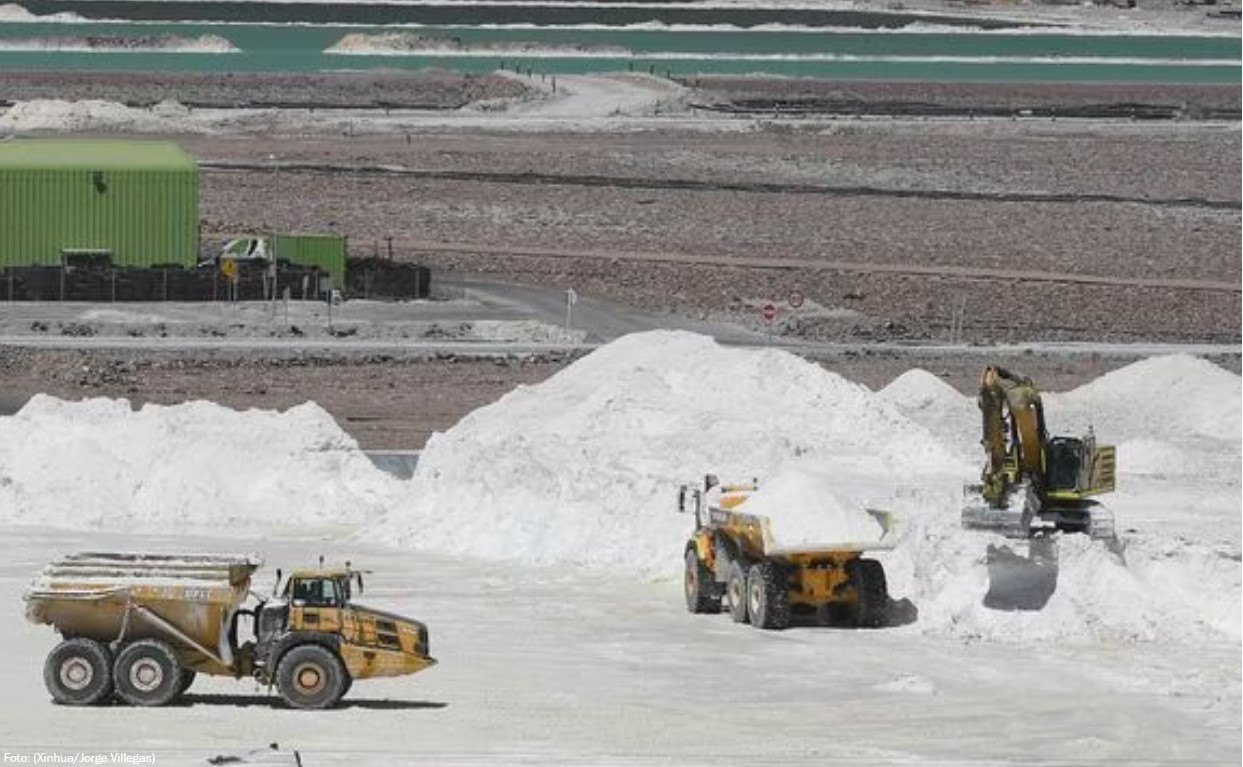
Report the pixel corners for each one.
[0,100,187,133]
[0,34,237,53]
[0,3,85,22]
[374,331,963,574]
[1050,354,1242,443]
[0,396,398,533]
[878,368,977,457]
[0,333,1237,645]
[326,32,630,57]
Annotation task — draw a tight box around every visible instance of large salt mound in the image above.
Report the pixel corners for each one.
[0,395,399,532]
[878,369,976,458]
[1050,354,1241,442]
[880,369,969,414]
[376,331,964,575]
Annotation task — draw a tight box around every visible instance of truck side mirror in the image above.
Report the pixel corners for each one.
[273,568,282,597]
[354,571,364,595]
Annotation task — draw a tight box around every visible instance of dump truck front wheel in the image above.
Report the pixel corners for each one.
[726,562,749,624]
[276,645,348,710]
[114,639,185,707]
[747,562,791,630]
[850,558,889,629]
[684,549,721,614]
[44,638,113,706]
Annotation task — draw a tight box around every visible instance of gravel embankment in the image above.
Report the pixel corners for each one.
[186,122,1240,345]
[686,79,1242,121]
[0,70,531,109]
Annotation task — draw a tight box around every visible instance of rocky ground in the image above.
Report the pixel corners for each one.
[1,71,1238,449]
[0,70,531,110]
[187,117,1241,346]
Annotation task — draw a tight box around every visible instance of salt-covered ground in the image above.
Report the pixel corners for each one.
[0,73,696,135]
[0,34,237,53]
[0,299,589,346]
[0,331,1238,764]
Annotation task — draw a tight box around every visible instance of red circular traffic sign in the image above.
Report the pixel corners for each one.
[761,304,777,323]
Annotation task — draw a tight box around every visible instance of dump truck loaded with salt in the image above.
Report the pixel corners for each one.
[678,466,895,630]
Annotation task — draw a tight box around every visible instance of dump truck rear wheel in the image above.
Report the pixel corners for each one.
[726,562,749,624]
[850,558,889,629]
[747,562,791,630]
[684,550,721,614]
[44,638,113,706]
[276,645,347,710]
[113,639,184,707]
[177,670,196,697]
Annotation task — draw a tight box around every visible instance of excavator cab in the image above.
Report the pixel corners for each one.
[1044,437,1087,493]
[1044,430,1116,502]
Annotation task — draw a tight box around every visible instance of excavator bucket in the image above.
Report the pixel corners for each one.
[983,537,1059,611]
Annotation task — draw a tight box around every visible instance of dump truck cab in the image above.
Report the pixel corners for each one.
[251,566,434,700]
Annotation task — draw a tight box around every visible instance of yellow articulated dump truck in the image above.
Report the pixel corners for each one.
[677,475,895,631]
[24,552,436,709]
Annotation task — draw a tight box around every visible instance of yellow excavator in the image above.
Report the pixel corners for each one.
[961,366,1118,541]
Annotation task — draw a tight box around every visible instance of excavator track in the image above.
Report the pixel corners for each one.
[962,485,1119,546]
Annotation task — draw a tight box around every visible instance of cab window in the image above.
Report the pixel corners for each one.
[290,578,340,607]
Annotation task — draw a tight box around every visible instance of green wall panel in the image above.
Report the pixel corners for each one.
[0,141,198,269]
[272,233,346,287]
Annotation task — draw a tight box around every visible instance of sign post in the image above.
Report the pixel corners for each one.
[322,276,334,331]
[220,257,237,302]
[565,288,578,332]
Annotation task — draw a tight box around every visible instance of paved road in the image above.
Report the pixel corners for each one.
[0,276,1237,357]
[447,276,771,344]
[409,240,1241,294]
[0,332,1235,359]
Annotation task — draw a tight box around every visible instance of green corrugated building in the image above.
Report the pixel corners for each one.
[0,139,199,269]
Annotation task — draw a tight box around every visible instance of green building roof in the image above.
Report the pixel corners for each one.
[0,139,196,172]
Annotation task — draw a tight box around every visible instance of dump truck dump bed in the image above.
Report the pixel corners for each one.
[25,552,261,657]
[711,506,896,560]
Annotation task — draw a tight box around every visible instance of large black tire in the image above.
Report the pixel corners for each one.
[850,558,889,629]
[113,639,185,707]
[276,645,348,710]
[177,669,197,697]
[43,638,113,706]
[684,549,722,614]
[747,562,791,630]
[726,562,749,624]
